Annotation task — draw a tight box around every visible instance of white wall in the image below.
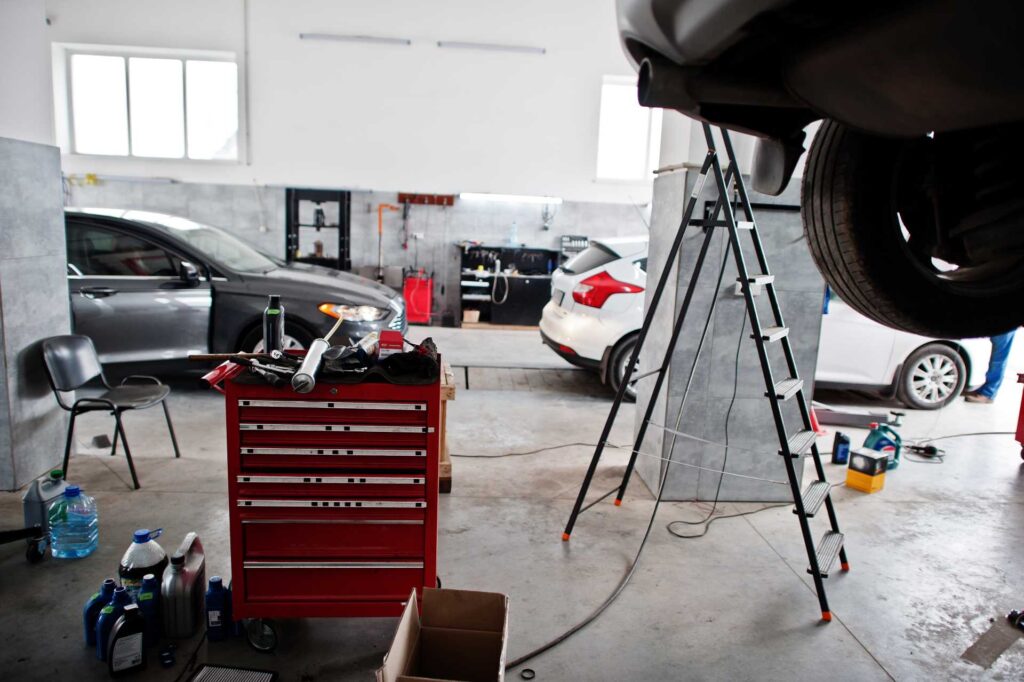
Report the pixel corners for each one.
[46,0,654,203]
[0,0,55,145]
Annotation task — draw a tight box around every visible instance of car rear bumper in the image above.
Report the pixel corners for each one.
[538,300,610,363]
[540,330,601,370]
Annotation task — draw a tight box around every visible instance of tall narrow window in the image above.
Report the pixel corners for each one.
[128,58,185,158]
[595,76,662,181]
[185,61,239,160]
[70,54,130,156]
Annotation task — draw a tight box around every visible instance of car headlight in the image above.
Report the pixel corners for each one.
[318,303,389,321]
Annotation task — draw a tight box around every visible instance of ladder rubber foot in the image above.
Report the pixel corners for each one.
[821,611,832,623]
[841,562,850,572]
[561,532,570,542]
[613,499,622,506]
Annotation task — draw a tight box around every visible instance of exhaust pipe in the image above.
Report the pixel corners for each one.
[637,55,698,111]
[637,54,797,111]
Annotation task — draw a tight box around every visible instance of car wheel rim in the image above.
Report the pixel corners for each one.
[909,354,958,404]
[253,334,306,352]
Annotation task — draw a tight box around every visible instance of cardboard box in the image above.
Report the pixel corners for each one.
[377,588,509,682]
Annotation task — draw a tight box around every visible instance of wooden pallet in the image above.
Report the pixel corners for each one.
[439,360,455,493]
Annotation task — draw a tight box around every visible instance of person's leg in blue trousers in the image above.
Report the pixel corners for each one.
[976,330,1016,399]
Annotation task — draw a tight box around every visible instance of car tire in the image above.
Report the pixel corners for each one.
[801,119,1024,338]
[240,323,315,353]
[896,343,966,410]
[608,335,639,403]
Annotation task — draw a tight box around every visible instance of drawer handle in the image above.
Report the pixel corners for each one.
[237,475,423,485]
[240,423,434,433]
[240,399,426,411]
[242,519,423,525]
[238,499,426,509]
[245,561,424,569]
[241,447,426,457]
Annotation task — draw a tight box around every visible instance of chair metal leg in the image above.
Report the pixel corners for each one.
[61,412,78,479]
[110,425,119,456]
[162,400,181,459]
[114,412,141,490]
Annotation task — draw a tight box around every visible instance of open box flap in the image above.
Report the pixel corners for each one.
[421,587,508,632]
[377,589,421,682]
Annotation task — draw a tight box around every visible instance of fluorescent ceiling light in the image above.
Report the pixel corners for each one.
[437,41,545,55]
[460,192,562,205]
[299,33,412,46]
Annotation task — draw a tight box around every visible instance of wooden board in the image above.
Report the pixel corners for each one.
[439,360,455,493]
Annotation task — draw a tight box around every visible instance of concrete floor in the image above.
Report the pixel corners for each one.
[2,327,1023,680]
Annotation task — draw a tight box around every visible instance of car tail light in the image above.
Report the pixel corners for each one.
[571,271,643,308]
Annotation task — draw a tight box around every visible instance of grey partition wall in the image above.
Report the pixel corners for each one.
[0,137,71,490]
[634,166,824,502]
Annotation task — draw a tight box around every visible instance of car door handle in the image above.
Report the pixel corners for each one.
[80,286,118,299]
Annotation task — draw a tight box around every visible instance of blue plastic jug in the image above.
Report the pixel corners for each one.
[137,573,161,647]
[84,578,116,647]
[95,586,133,661]
[863,422,902,470]
[205,576,232,641]
[48,485,98,558]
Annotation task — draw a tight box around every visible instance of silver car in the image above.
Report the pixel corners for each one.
[65,209,407,369]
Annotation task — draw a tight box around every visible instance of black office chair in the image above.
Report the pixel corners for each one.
[41,335,181,490]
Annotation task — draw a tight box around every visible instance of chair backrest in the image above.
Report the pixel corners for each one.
[41,335,104,391]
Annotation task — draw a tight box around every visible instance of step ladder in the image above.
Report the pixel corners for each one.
[562,123,849,622]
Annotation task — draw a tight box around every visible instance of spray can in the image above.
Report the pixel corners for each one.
[831,432,851,465]
[137,573,161,647]
[262,295,285,352]
[863,422,902,470]
[83,578,117,647]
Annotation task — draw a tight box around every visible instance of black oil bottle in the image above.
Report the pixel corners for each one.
[107,603,146,676]
[263,295,285,352]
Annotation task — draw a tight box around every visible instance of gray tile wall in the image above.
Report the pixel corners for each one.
[634,167,824,502]
[66,180,652,325]
[0,138,71,491]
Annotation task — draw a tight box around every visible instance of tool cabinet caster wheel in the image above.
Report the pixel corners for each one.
[24,538,46,564]
[245,618,278,652]
[1020,448,1024,462]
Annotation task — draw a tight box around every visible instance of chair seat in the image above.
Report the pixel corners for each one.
[99,384,171,410]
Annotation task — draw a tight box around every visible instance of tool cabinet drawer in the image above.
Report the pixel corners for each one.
[239,399,428,427]
[236,474,425,498]
[241,518,424,559]
[236,498,427,523]
[239,445,428,471]
[239,423,431,449]
[244,561,424,602]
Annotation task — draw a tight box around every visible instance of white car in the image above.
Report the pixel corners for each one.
[540,239,990,409]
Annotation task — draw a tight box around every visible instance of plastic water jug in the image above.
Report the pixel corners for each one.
[22,469,67,536]
[84,578,117,647]
[863,422,902,470]
[137,573,161,647]
[48,485,98,558]
[120,529,168,599]
[205,576,232,641]
[161,532,206,638]
[95,585,132,661]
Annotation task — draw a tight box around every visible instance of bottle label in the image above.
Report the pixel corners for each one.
[138,592,154,602]
[100,605,114,615]
[208,610,221,627]
[89,592,100,601]
[111,632,143,671]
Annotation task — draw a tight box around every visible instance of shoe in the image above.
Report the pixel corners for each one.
[964,392,994,404]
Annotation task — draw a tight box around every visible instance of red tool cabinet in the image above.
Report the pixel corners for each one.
[225,373,440,620]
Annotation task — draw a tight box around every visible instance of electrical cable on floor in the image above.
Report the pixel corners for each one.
[667,304,746,536]
[668,503,791,539]
[913,430,1014,444]
[506,202,738,672]
[450,442,623,458]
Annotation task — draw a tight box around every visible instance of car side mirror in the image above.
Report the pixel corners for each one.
[179,261,201,287]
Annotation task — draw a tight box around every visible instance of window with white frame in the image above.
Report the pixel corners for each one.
[63,50,239,160]
[595,76,662,181]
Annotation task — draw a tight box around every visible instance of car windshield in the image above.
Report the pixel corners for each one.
[119,211,278,273]
[561,243,618,274]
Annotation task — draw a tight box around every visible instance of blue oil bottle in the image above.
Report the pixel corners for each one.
[83,578,116,647]
[205,576,232,641]
[95,585,133,661]
[863,422,902,470]
[137,573,161,647]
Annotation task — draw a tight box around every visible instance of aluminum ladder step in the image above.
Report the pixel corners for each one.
[779,430,816,458]
[740,274,775,286]
[754,326,789,342]
[769,378,803,401]
[796,481,831,518]
[808,531,845,578]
